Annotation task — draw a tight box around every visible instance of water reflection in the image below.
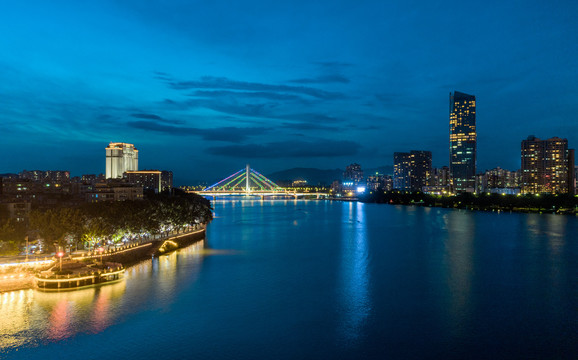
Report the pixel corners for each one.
[0,290,34,349]
[523,214,569,324]
[443,211,474,334]
[0,240,206,352]
[339,202,371,343]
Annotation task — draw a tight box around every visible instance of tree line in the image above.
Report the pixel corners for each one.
[0,192,213,255]
[362,190,578,213]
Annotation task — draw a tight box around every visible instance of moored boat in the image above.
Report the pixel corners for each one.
[35,260,124,290]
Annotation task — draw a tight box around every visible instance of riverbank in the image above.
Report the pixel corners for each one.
[0,226,207,293]
[361,191,578,215]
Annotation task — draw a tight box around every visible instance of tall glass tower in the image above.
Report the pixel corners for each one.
[449,91,476,193]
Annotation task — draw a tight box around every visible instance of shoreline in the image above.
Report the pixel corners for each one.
[0,227,207,294]
[360,201,578,216]
[360,192,578,216]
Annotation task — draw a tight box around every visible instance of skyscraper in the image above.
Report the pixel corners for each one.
[521,136,575,194]
[343,163,364,184]
[393,150,432,191]
[105,142,138,179]
[125,170,162,193]
[449,91,476,193]
[393,153,411,191]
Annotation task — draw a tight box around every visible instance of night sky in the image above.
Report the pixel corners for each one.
[1,0,576,184]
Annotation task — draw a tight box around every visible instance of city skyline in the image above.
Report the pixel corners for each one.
[1,1,577,183]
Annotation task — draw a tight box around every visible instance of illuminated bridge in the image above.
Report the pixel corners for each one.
[189,165,326,199]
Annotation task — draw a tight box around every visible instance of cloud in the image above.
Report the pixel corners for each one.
[207,139,360,158]
[167,76,345,100]
[289,75,350,84]
[160,96,346,125]
[199,126,270,142]
[280,122,340,132]
[130,113,163,120]
[152,71,172,81]
[190,90,304,101]
[130,113,184,124]
[126,120,269,143]
[159,97,279,118]
[277,113,342,123]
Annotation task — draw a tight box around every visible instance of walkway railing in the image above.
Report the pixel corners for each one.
[73,224,206,260]
[0,224,207,268]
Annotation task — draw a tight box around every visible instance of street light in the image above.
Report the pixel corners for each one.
[57,251,64,272]
[25,236,29,263]
[98,247,104,263]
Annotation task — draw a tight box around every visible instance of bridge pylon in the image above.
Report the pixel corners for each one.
[204,165,281,193]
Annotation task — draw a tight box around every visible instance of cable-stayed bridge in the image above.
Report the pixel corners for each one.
[189,165,326,199]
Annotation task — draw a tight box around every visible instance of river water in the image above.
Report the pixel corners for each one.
[1,200,577,359]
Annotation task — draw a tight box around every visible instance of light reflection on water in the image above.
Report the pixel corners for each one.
[0,240,206,352]
[338,202,370,344]
[443,211,474,335]
[2,202,578,359]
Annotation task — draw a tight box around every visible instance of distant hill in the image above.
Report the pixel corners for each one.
[267,165,393,186]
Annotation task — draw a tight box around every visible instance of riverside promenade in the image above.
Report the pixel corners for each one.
[0,224,207,293]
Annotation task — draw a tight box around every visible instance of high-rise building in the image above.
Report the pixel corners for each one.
[393,153,411,191]
[574,165,578,195]
[476,167,520,194]
[161,170,173,192]
[430,166,451,187]
[106,143,138,179]
[393,150,432,191]
[449,91,476,193]
[366,173,392,192]
[125,170,161,193]
[343,163,364,190]
[521,136,575,194]
[124,170,173,193]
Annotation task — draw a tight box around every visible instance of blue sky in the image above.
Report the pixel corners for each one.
[0,0,576,184]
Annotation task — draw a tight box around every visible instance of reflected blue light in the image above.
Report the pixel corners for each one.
[338,201,370,343]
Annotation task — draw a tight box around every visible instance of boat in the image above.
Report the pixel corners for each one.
[35,259,124,290]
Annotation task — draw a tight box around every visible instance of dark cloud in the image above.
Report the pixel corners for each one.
[128,120,195,135]
[127,120,269,143]
[161,96,345,125]
[131,113,163,120]
[280,122,339,132]
[130,113,184,124]
[152,71,172,81]
[160,98,280,119]
[277,113,342,123]
[190,90,304,101]
[289,75,350,84]
[199,126,270,142]
[167,76,345,100]
[207,139,360,158]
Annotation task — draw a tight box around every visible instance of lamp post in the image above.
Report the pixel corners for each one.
[25,236,29,263]
[98,247,104,263]
[57,250,64,272]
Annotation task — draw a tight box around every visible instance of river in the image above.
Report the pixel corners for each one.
[1,200,577,359]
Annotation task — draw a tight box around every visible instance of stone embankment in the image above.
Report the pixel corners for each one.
[0,225,206,293]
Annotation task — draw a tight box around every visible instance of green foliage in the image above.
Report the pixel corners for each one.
[361,191,578,214]
[0,217,27,255]
[27,192,213,253]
